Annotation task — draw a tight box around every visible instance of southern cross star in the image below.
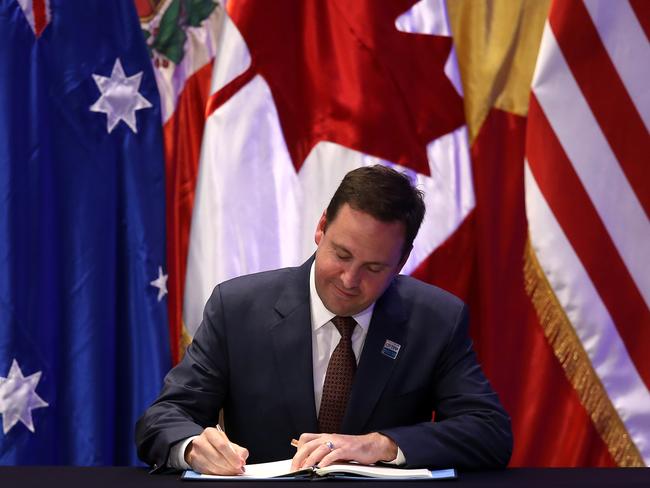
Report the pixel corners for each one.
[150,265,168,302]
[90,57,152,134]
[0,359,49,434]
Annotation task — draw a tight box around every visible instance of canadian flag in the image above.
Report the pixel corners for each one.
[183,0,473,336]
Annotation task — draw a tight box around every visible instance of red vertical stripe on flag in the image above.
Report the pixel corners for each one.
[164,62,214,364]
[33,0,47,37]
[629,0,650,40]
[527,94,650,390]
[549,0,650,216]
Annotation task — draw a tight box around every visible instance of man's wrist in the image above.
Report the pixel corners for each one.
[168,436,197,470]
[371,432,406,465]
[370,432,398,463]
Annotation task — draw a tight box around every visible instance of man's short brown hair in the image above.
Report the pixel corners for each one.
[325,165,425,258]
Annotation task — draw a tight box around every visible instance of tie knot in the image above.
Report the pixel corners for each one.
[332,316,356,339]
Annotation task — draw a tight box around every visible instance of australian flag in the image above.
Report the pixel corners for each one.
[0,1,171,464]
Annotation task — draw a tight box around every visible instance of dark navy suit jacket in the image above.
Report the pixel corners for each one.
[136,258,512,470]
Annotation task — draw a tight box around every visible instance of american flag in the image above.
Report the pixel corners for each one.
[524,0,649,466]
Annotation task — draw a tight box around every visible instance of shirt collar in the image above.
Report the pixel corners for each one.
[309,261,374,333]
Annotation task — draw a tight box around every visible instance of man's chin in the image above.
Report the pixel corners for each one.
[323,296,363,317]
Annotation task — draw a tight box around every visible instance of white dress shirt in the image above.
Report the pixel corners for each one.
[308,261,373,413]
[169,263,403,469]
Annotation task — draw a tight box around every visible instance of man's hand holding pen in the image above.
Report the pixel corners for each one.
[184,425,249,475]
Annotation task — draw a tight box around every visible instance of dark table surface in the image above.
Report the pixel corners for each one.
[1,467,649,488]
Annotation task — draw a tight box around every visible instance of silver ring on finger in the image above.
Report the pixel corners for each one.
[325,440,335,451]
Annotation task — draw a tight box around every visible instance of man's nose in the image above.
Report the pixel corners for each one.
[340,266,360,289]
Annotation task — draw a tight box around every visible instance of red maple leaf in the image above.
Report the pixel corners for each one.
[209,0,465,176]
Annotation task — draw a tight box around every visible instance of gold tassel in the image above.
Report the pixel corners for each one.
[179,322,193,362]
[524,237,645,467]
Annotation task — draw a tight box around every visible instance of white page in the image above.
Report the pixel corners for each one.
[183,459,455,480]
[316,463,434,478]
[183,459,298,479]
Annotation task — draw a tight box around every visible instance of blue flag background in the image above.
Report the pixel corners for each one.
[0,0,170,465]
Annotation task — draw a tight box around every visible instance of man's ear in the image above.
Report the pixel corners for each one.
[314,211,327,245]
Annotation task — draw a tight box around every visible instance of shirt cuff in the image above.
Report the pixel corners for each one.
[383,447,406,466]
[168,436,198,470]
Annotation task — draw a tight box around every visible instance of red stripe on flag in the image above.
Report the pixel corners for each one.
[164,62,215,364]
[33,0,47,37]
[527,94,650,391]
[549,1,650,217]
[630,0,650,41]
[205,65,257,118]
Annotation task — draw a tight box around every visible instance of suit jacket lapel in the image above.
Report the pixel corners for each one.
[269,258,319,435]
[343,281,407,433]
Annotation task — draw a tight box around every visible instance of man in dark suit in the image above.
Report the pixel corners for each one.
[136,165,512,474]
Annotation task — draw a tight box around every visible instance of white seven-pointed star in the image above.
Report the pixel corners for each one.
[90,58,152,133]
[0,359,49,434]
[150,266,168,302]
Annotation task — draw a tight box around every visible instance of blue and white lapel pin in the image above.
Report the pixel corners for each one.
[381,339,401,359]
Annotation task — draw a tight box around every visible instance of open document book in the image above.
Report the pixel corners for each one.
[182,458,456,480]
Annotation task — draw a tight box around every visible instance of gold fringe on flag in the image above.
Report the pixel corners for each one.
[524,237,645,467]
[179,322,193,362]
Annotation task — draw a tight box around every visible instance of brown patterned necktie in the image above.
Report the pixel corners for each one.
[318,316,357,433]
